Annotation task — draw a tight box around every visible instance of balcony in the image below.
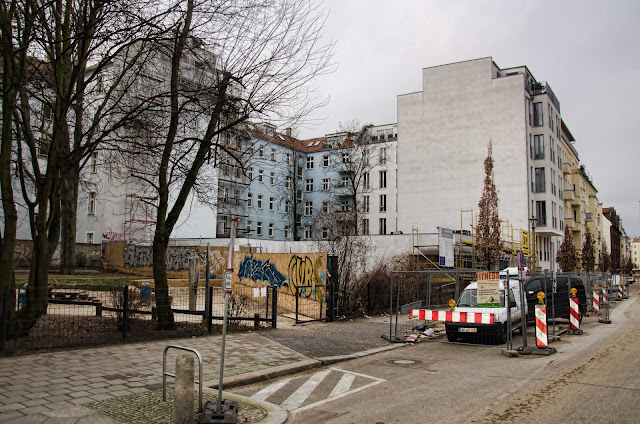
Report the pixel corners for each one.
[563,189,575,202]
[562,162,573,175]
[564,216,575,229]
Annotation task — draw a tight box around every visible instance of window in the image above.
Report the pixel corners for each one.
[379,147,387,164]
[258,169,264,182]
[559,206,564,230]
[548,104,553,130]
[90,152,98,174]
[323,155,330,167]
[286,176,292,189]
[363,172,370,190]
[557,146,562,169]
[322,227,329,240]
[38,135,50,157]
[534,167,545,193]
[270,149,276,161]
[533,102,543,126]
[363,150,370,166]
[257,195,263,209]
[550,139,555,164]
[305,178,313,192]
[268,223,274,237]
[362,218,370,235]
[259,146,264,157]
[363,195,370,213]
[340,200,349,211]
[533,135,544,159]
[247,221,253,235]
[552,201,557,229]
[269,197,275,211]
[88,192,96,215]
[270,172,275,185]
[304,226,312,239]
[285,200,291,214]
[528,102,532,126]
[322,178,330,191]
[85,232,94,244]
[247,193,253,207]
[551,169,556,195]
[558,175,563,199]
[257,222,263,236]
[379,171,387,189]
[340,176,349,187]
[342,152,350,163]
[297,166,303,179]
[296,190,302,203]
[379,218,387,235]
[285,226,291,239]
[536,201,546,226]
[379,194,387,212]
[248,167,253,180]
[43,104,52,122]
[306,156,314,169]
[305,201,313,216]
[322,201,330,213]
[286,153,293,165]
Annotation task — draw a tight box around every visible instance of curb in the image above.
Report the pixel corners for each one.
[203,389,288,424]
[207,359,321,390]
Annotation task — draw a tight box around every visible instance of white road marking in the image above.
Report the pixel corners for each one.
[250,377,292,401]
[281,369,331,410]
[292,368,386,414]
[328,372,355,398]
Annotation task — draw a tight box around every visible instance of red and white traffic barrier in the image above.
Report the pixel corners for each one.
[602,286,608,305]
[623,282,628,298]
[592,290,599,314]
[409,309,494,324]
[569,297,580,331]
[535,304,548,348]
[618,284,624,300]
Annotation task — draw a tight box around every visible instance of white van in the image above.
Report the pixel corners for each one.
[445,278,526,344]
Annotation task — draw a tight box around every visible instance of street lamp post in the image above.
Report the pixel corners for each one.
[529,214,537,272]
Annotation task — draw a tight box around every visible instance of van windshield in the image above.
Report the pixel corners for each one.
[458,289,506,307]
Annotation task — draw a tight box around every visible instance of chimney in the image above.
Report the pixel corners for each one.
[285,128,292,137]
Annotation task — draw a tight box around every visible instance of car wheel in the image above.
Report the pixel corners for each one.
[497,327,507,345]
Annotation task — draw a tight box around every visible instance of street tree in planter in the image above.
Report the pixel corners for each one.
[581,227,596,272]
[476,142,502,271]
[556,226,578,272]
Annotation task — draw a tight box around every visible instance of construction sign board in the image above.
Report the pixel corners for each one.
[438,227,454,267]
[477,271,501,308]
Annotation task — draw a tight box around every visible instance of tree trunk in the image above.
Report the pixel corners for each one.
[152,236,175,330]
[59,165,79,274]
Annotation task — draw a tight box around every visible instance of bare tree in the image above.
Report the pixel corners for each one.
[476,142,502,270]
[556,226,578,272]
[116,0,333,329]
[581,226,595,272]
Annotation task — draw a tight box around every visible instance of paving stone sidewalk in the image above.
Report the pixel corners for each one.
[0,332,310,423]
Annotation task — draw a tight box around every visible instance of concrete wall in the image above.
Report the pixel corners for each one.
[397,57,530,238]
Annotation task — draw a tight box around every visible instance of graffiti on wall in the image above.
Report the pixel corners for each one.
[123,245,208,271]
[102,230,125,241]
[238,255,287,289]
[288,255,326,300]
[14,245,32,262]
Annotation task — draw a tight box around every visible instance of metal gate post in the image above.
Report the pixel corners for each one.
[389,273,394,341]
[207,287,213,333]
[123,285,128,341]
[295,286,299,324]
[427,272,432,308]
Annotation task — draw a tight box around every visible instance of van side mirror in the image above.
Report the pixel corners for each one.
[509,299,517,308]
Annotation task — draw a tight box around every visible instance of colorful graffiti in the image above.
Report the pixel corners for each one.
[102,230,124,241]
[122,245,204,271]
[238,255,287,289]
[288,255,326,300]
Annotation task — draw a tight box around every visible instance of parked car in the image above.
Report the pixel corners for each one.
[523,275,587,322]
[445,278,525,345]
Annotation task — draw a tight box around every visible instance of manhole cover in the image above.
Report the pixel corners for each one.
[386,359,422,365]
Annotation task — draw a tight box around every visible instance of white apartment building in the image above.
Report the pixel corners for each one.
[397,57,572,270]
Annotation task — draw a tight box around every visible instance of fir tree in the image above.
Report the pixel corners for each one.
[556,226,578,272]
[581,227,595,272]
[598,240,611,272]
[476,142,502,270]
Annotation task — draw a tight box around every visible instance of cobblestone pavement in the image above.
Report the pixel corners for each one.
[0,332,309,423]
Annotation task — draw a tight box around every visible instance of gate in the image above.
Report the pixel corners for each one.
[295,255,337,324]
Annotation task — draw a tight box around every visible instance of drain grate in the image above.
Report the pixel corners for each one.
[386,359,422,366]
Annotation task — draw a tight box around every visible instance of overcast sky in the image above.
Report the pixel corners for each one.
[297,0,640,237]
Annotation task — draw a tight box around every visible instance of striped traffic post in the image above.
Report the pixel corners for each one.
[535,304,548,348]
[623,281,628,299]
[592,284,600,314]
[618,282,623,300]
[602,283,607,306]
[568,288,583,335]
[598,282,612,324]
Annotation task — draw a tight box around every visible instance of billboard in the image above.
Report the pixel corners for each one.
[438,227,454,267]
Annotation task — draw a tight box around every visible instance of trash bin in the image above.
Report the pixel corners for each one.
[140,281,152,305]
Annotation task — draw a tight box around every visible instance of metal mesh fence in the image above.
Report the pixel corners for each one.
[1,284,276,355]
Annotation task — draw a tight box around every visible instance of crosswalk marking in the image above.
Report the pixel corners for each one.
[328,372,355,398]
[251,377,292,401]
[281,369,331,410]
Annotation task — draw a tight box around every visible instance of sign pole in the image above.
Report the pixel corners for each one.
[218,217,238,411]
[517,250,528,349]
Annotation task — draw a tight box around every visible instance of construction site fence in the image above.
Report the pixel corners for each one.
[388,269,629,346]
[0,284,277,355]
